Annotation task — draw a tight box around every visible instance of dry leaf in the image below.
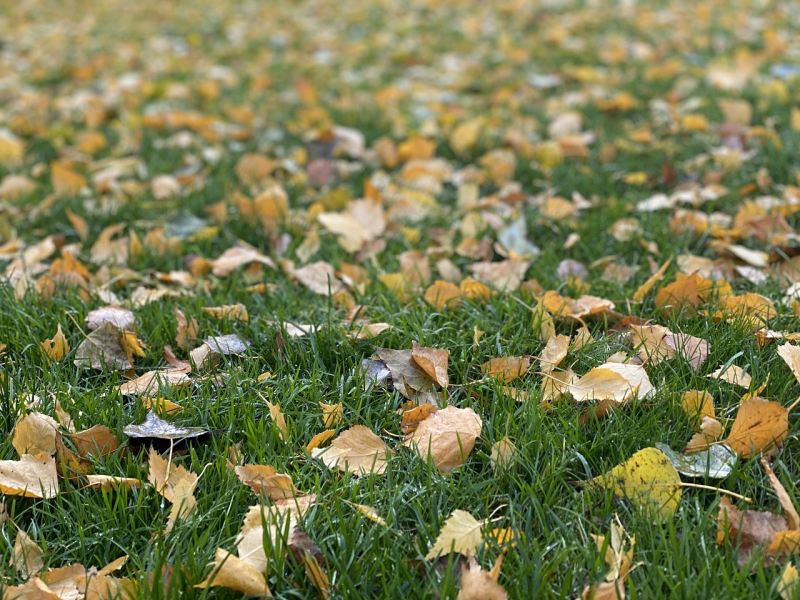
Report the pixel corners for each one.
[12,412,59,456]
[68,425,118,458]
[301,551,331,599]
[375,347,438,398]
[590,447,682,520]
[116,370,190,396]
[404,405,482,475]
[86,475,141,491]
[707,364,752,389]
[312,426,393,476]
[632,257,672,302]
[424,280,462,310]
[292,261,344,296]
[41,324,69,360]
[0,453,59,498]
[195,548,271,597]
[481,357,530,383]
[568,363,654,403]
[346,502,387,526]
[426,509,484,559]
[319,402,343,428]
[539,335,570,375]
[681,390,715,426]
[55,432,93,479]
[73,322,131,371]
[490,438,517,472]
[779,562,799,600]
[778,344,800,385]
[724,397,788,458]
[762,459,800,531]
[175,307,199,351]
[85,306,135,331]
[147,448,199,503]
[210,245,275,277]
[235,464,298,500]
[306,430,336,452]
[265,400,289,440]
[411,342,449,388]
[11,529,44,579]
[457,555,508,600]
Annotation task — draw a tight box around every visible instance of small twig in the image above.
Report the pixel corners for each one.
[677,482,752,503]
[788,396,800,413]
[64,311,88,339]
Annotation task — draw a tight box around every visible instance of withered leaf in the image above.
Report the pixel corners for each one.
[73,322,132,371]
[411,341,449,388]
[0,453,59,498]
[12,412,59,456]
[312,425,393,476]
[85,306,135,331]
[195,548,271,597]
[404,405,482,475]
[481,356,530,383]
[235,464,298,500]
[68,425,118,458]
[41,323,69,361]
[426,509,484,560]
[375,347,437,397]
[124,411,206,442]
[724,397,788,458]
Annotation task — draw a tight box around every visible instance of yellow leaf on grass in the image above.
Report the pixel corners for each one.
[632,257,672,302]
[450,117,485,156]
[404,406,483,475]
[778,343,800,384]
[147,448,199,503]
[346,502,387,526]
[0,453,59,498]
[41,324,69,360]
[195,548,271,597]
[265,400,289,441]
[312,426,393,476]
[301,551,331,599]
[12,412,59,456]
[457,555,509,600]
[762,458,800,531]
[424,280,462,310]
[539,334,569,375]
[51,161,86,197]
[235,464,298,500]
[481,357,530,383]
[319,402,343,427]
[426,509,484,560]
[707,364,752,389]
[590,447,682,520]
[779,562,799,600]
[202,303,249,321]
[681,390,715,426]
[306,429,336,452]
[725,397,788,458]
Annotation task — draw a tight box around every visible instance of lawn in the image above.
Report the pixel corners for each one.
[2,0,800,598]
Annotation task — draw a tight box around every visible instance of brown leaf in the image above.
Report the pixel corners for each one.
[55,432,93,479]
[411,342,449,388]
[41,324,69,361]
[0,453,59,498]
[301,551,331,599]
[85,475,141,491]
[73,322,131,371]
[762,459,800,530]
[481,357,530,383]
[404,405,482,475]
[12,412,59,456]
[67,425,118,458]
[235,464,298,500]
[312,425,394,476]
[718,496,789,564]
[725,397,788,458]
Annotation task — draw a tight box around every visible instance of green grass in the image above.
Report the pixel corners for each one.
[3,0,800,598]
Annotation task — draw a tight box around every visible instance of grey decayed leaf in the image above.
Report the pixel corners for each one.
[123,411,206,441]
[73,322,132,371]
[204,334,250,355]
[361,358,392,391]
[655,442,736,478]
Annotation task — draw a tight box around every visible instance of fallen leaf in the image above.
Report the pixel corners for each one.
[312,425,394,476]
[375,347,438,398]
[292,261,344,296]
[424,280,462,310]
[590,447,682,519]
[125,412,206,444]
[85,306,135,331]
[67,425,118,458]
[55,432,93,479]
[0,453,59,498]
[202,303,249,321]
[346,501,388,526]
[265,400,289,441]
[426,509,484,559]
[490,438,517,472]
[235,464,298,500]
[11,529,44,579]
[116,370,190,396]
[779,562,799,600]
[73,322,131,371]
[195,548,271,597]
[481,357,530,383]
[762,459,800,530]
[681,390,716,425]
[411,342,449,388]
[778,344,800,385]
[707,364,752,389]
[147,448,199,504]
[632,257,672,302]
[12,412,59,456]
[404,405,483,475]
[319,402,343,427]
[306,429,336,451]
[141,396,184,416]
[41,324,69,360]
[457,555,508,600]
[724,397,788,458]
[539,335,570,375]
[568,363,654,403]
[86,475,141,491]
[301,551,331,599]
[210,245,275,277]
[174,308,199,351]
[656,443,736,479]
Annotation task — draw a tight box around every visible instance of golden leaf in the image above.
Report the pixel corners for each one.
[411,342,449,388]
[404,406,482,475]
[0,453,59,498]
[312,425,394,476]
[426,509,484,559]
[41,324,69,361]
[195,548,271,597]
[725,397,788,458]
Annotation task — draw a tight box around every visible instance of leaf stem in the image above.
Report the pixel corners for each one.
[677,482,752,502]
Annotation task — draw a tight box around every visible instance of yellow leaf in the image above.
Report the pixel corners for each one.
[681,390,715,427]
[632,257,672,302]
[319,402,343,427]
[426,509,484,560]
[306,429,336,452]
[590,447,682,519]
[265,400,289,441]
[12,412,59,456]
[301,551,330,599]
[345,501,387,526]
[457,555,509,600]
[11,529,44,579]
[202,303,249,321]
[41,324,69,361]
[234,464,298,500]
[450,117,485,156]
[762,459,800,531]
[51,161,86,197]
[778,344,800,385]
[779,562,799,600]
[411,342,449,388]
[481,357,529,383]
[0,453,59,498]
[539,335,569,375]
[707,364,752,389]
[195,548,271,597]
[424,280,462,310]
[725,397,788,458]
